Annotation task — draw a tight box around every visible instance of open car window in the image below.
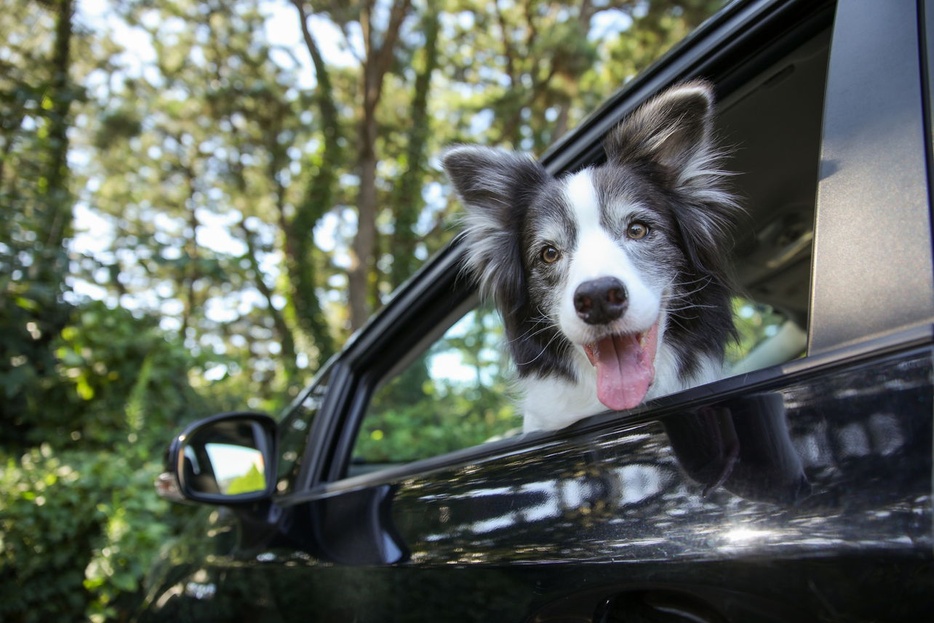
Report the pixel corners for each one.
[349,296,796,474]
[344,15,831,479]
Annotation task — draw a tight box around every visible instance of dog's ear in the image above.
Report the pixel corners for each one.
[604,80,715,180]
[441,146,547,299]
[607,82,739,280]
[441,146,547,222]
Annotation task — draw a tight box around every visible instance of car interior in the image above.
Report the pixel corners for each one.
[717,27,830,371]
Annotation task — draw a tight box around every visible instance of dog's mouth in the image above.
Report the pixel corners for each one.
[582,322,659,412]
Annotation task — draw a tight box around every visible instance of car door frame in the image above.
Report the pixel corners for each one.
[277,0,933,519]
[279,0,834,506]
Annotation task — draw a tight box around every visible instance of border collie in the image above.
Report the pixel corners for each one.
[441,81,739,432]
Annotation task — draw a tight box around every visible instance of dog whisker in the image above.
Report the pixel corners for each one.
[665,275,714,299]
[504,311,554,344]
[514,329,567,367]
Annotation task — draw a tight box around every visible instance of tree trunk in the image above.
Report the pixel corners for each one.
[181,161,199,340]
[238,217,299,382]
[347,0,412,332]
[389,5,440,289]
[349,78,380,331]
[288,0,344,360]
[35,0,74,287]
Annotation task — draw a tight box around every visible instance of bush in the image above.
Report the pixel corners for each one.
[0,301,225,622]
[0,446,175,623]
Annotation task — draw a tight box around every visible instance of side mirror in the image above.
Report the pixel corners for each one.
[161,412,277,505]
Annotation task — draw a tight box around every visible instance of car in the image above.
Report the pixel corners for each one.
[137,0,934,621]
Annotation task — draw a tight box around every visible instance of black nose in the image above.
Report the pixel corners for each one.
[574,277,628,325]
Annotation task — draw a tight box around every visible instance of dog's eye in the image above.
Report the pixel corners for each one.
[540,245,561,264]
[626,222,650,240]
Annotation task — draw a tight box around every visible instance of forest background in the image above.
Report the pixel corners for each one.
[0,0,728,621]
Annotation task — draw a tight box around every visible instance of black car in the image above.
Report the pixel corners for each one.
[138,0,934,620]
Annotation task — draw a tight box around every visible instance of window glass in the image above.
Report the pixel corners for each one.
[727,298,803,370]
[276,370,329,494]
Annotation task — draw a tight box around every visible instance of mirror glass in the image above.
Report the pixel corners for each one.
[179,417,270,497]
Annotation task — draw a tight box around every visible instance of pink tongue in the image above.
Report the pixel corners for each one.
[586,323,658,411]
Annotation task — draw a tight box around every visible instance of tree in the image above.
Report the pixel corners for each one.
[0,0,78,446]
[88,0,340,403]
[292,0,416,330]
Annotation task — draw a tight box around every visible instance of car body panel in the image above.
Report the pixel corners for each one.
[140,340,933,621]
[809,0,934,354]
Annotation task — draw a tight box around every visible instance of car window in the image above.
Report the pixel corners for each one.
[276,369,329,494]
[344,21,831,478]
[348,296,791,474]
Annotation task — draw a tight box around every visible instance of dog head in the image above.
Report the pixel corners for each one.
[442,81,737,412]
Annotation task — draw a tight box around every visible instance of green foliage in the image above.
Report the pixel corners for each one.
[355,308,519,464]
[0,0,80,447]
[727,298,789,366]
[0,447,94,623]
[226,463,266,495]
[0,300,224,622]
[52,301,216,447]
[0,445,175,623]
[0,275,73,446]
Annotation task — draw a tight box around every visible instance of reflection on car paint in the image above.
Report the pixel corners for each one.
[381,349,931,566]
[140,348,933,622]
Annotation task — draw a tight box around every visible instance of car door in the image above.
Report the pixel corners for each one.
[138,0,934,621]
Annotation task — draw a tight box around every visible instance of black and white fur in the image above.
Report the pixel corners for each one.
[442,81,738,432]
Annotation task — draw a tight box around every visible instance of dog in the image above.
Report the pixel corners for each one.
[441,81,739,432]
